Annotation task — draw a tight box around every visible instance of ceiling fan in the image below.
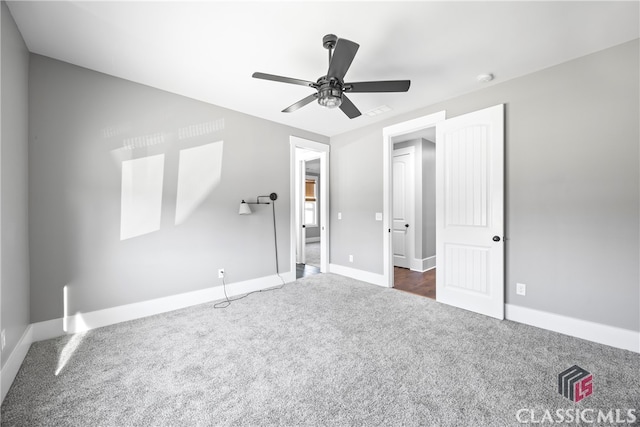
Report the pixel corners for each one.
[252,34,411,119]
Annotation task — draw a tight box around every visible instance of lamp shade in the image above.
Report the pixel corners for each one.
[238,200,252,215]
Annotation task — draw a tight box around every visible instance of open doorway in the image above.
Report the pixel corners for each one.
[391,131,437,299]
[289,136,330,280]
[382,111,446,297]
[297,155,322,278]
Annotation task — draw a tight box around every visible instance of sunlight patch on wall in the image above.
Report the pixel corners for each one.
[178,119,224,140]
[120,154,165,240]
[175,141,223,225]
[122,132,165,150]
[63,284,69,333]
[101,122,131,139]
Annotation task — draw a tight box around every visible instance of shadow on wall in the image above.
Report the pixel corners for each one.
[109,119,225,240]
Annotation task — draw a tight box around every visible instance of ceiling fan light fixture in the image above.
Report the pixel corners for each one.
[252,34,410,118]
[317,86,342,109]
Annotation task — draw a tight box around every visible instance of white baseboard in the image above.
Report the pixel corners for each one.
[31,272,294,342]
[505,304,639,353]
[410,256,436,272]
[329,263,388,287]
[1,325,33,404]
[423,256,436,271]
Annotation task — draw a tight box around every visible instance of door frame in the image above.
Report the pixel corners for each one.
[290,136,330,275]
[383,111,446,287]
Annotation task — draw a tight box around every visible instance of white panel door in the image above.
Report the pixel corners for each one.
[392,147,415,268]
[436,104,504,319]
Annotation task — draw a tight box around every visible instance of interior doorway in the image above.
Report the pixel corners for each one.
[289,136,329,280]
[297,156,322,278]
[382,111,445,295]
[391,130,437,299]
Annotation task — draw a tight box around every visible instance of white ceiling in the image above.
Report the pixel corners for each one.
[7,1,639,137]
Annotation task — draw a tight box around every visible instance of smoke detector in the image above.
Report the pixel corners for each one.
[476,73,494,83]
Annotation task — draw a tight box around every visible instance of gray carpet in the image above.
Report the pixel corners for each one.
[2,273,639,426]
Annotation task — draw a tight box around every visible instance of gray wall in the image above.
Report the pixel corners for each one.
[422,139,435,259]
[1,1,30,368]
[29,54,327,323]
[330,39,639,331]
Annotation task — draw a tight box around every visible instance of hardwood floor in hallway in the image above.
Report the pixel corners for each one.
[393,267,436,299]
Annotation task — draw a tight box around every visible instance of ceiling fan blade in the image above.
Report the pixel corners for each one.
[252,72,316,88]
[339,94,361,119]
[282,93,318,113]
[327,38,359,81]
[345,80,411,93]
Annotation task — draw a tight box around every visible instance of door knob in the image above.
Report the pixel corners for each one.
[405,224,409,228]
[302,225,306,228]
[492,236,501,242]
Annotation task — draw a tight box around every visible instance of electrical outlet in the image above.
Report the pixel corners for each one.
[349,255,354,263]
[1,329,5,350]
[516,283,526,296]
[218,269,225,279]
[338,212,342,220]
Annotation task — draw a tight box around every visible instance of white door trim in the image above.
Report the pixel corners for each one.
[383,111,447,287]
[290,136,330,275]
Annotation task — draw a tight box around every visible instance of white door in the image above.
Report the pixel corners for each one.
[296,159,307,264]
[392,147,415,268]
[435,104,504,319]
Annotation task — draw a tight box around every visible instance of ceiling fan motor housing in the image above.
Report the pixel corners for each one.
[317,77,343,108]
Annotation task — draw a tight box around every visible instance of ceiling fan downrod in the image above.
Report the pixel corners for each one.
[322,34,338,65]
